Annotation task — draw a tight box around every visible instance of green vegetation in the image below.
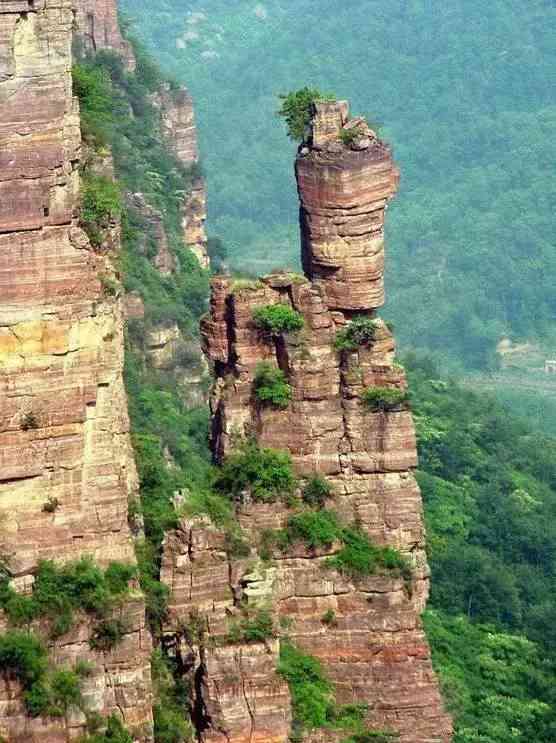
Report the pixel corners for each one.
[321,609,337,627]
[89,619,127,651]
[215,440,296,503]
[226,609,275,644]
[124,0,556,368]
[339,126,366,146]
[80,714,134,743]
[277,87,334,141]
[252,304,304,334]
[151,650,193,743]
[80,174,123,247]
[253,362,292,408]
[403,354,556,739]
[334,317,379,353]
[264,508,411,582]
[0,557,135,640]
[278,642,395,741]
[361,387,409,412]
[0,630,88,717]
[327,527,411,582]
[277,509,341,550]
[302,475,333,507]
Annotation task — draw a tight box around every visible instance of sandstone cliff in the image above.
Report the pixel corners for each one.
[75,0,135,68]
[150,83,210,270]
[165,101,453,743]
[0,1,151,738]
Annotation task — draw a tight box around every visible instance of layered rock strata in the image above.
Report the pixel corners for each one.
[182,103,452,742]
[75,0,135,68]
[0,0,152,738]
[150,83,210,269]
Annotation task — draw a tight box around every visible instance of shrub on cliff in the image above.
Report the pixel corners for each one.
[252,304,304,334]
[302,475,333,507]
[279,509,342,550]
[80,174,123,247]
[0,557,136,640]
[226,609,275,644]
[277,88,335,141]
[254,362,292,408]
[361,386,409,412]
[334,317,379,352]
[0,631,88,717]
[327,528,411,582]
[215,441,296,503]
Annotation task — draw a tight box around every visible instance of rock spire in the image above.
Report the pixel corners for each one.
[170,101,454,742]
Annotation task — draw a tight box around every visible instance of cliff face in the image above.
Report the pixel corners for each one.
[188,102,452,742]
[74,0,135,68]
[150,83,210,270]
[0,1,151,738]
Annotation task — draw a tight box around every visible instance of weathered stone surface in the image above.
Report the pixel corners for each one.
[74,0,136,69]
[191,104,452,742]
[0,1,152,738]
[160,518,292,743]
[128,192,177,276]
[150,83,210,269]
[297,101,399,311]
[183,175,210,269]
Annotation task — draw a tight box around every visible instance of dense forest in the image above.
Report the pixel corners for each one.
[121,0,556,368]
[71,10,556,742]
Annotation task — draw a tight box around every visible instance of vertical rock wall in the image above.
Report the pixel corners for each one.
[190,102,452,742]
[0,0,152,738]
[150,83,210,270]
[74,0,135,68]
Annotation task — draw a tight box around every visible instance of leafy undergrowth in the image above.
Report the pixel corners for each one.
[278,641,397,742]
[0,558,135,640]
[262,509,411,583]
[408,354,556,740]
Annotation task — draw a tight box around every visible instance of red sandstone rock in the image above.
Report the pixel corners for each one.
[74,0,136,69]
[0,1,152,738]
[187,104,452,743]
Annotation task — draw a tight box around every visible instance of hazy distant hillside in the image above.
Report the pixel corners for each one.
[122,0,556,367]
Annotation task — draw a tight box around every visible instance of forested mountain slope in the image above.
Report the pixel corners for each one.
[121,0,556,368]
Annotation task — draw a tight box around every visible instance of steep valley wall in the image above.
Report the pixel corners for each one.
[0,0,152,739]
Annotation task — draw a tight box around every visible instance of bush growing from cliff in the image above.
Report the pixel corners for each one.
[0,557,136,640]
[277,88,335,142]
[80,174,123,247]
[80,714,134,743]
[151,649,193,743]
[302,475,333,507]
[264,509,410,582]
[226,609,275,644]
[253,362,292,408]
[252,304,304,334]
[327,528,411,582]
[0,631,89,717]
[334,317,380,352]
[215,441,296,503]
[279,509,342,550]
[361,386,409,412]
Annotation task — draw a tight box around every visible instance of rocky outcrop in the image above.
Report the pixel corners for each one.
[0,0,152,738]
[184,102,452,743]
[74,0,135,69]
[150,83,210,269]
[129,192,177,276]
[183,175,209,270]
[160,518,292,743]
[298,101,399,311]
